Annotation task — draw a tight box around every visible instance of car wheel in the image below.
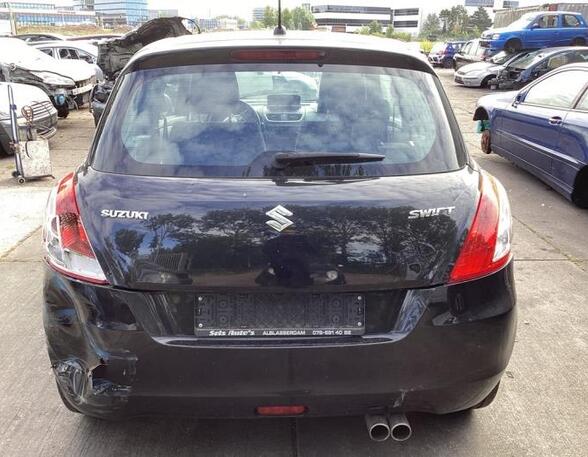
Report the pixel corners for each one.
[481,75,495,88]
[571,168,588,208]
[57,106,69,119]
[572,37,586,46]
[504,39,522,54]
[481,130,492,154]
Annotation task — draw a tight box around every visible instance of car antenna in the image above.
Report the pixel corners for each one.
[274,0,286,35]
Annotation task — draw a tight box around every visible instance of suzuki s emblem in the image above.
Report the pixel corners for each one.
[265,205,293,232]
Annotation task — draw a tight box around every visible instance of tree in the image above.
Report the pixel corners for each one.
[291,6,314,30]
[368,20,383,35]
[420,13,441,39]
[469,7,492,33]
[262,6,277,28]
[439,6,469,35]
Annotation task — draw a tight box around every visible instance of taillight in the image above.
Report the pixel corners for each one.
[43,173,108,285]
[449,172,512,284]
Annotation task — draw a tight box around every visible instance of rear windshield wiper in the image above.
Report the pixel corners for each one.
[271,152,385,169]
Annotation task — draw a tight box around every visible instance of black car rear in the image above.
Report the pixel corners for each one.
[42,33,515,437]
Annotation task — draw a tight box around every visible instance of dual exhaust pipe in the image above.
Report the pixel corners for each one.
[365,413,412,442]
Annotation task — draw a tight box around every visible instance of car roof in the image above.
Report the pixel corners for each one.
[131,31,429,68]
[531,46,588,56]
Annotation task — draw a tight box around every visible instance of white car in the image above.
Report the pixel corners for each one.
[32,40,104,81]
[454,50,530,88]
[0,38,96,117]
[0,82,58,155]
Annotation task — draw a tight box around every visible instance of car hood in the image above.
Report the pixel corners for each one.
[459,62,494,73]
[0,81,52,118]
[11,57,95,82]
[478,91,517,108]
[97,17,191,80]
[482,27,507,38]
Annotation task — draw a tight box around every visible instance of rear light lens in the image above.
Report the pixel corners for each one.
[256,405,307,416]
[43,173,108,285]
[231,49,326,61]
[449,172,512,284]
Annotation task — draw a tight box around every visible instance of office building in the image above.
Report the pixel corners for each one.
[94,0,147,26]
[0,1,95,27]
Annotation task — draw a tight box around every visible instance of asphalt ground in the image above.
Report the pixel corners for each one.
[0,68,586,456]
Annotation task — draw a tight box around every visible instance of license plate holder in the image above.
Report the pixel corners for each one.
[195,293,365,337]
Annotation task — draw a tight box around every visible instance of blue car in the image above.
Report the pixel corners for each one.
[428,41,466,68]
[475,63,588,208]
[480,11,588,53]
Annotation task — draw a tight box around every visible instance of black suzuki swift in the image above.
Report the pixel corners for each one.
[43,31,516,442]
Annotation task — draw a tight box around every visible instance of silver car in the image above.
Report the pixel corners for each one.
[454,51,529,88]
[0,82,57,155]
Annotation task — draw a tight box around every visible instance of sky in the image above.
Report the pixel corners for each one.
[54,1,588,21]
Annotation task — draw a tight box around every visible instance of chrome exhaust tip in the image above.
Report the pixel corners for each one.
[388,413,412,442]
[365,413,391,442]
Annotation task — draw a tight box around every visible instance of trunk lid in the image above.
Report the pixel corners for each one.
[77,166,479,292]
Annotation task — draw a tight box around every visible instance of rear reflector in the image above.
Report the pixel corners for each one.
[256,405,307,416]
[449,172,512,284]
[231,49,326,61]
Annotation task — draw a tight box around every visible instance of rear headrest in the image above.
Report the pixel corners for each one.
[190,71,241,117]
[318,72,385,116]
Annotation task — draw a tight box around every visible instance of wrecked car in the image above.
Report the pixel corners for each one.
[91,17,191,125]
[0,81,57,155]
[43,31,516,440]
[0,38,96,118]
[490,46,588,90]
[32,40,104,81]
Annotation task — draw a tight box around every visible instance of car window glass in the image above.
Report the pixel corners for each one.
[563,15,580,27]
[94,64,461,178]
[59,48,68,58]
[524,70,588,108]
[40,48,53,57]
[536,15,557,28]
[576,90,588,111]
[462,42,472,54]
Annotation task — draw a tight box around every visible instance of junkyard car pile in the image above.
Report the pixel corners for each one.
[453,10,588,89]
[0,18,190,155]
[445,10,588,209]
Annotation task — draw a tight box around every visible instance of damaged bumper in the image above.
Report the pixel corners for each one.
[43,263,516,419]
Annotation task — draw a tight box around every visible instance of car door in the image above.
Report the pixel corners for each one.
[495,69,588,177]
[455,42,472,69]
[528,14,559,47]
[555,75,588,194]
[561,14,582,45]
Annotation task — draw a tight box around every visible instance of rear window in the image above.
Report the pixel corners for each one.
[92,63,463,178]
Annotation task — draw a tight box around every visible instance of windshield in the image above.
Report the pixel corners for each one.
[505,13,537,30]
[510,50,543,69]
[92,63,462,179]
[490,51,512,65]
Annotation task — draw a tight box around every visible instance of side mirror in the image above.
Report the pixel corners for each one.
[530,23,539,30]
[513,92,524,106]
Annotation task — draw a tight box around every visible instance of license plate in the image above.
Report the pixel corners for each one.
[195,293,365,337]
[71,83,93,96]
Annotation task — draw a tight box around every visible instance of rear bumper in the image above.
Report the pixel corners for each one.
[43,262,517,419]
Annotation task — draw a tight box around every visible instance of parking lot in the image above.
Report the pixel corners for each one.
[0,68,586,456]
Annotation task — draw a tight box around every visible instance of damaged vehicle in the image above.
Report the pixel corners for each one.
[490,46,588,90]
[32,41,104,81]
[0,38,96,118]
[43,32,516,439]
[474,63,588,208]
[91,17,191,125]
[0,81,57,155]
[455,50,534,88]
